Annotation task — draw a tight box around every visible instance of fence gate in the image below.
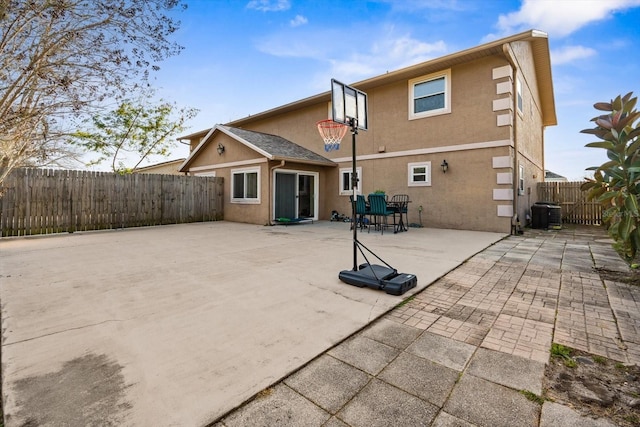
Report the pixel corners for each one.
[536,181,602,225]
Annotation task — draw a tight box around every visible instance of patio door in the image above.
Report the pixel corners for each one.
[274,171,317,220]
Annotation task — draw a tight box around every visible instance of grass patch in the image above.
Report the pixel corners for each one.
[624,414,639,424]
[551,343,573,359]
[550,343,577,368]
[615,362,629,371]
[520,390,545,405]
[256,388,274,399]
[395,295,416,308]
[592,355,607,365]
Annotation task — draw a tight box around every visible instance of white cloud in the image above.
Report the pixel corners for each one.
[255,24,447,87]
[551,45,597,65]
[246,0,290,12]
[492,0,640,38]
[376,0,470,12]
[290,15,308,27]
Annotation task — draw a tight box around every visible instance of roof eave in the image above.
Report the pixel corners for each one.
[227,30,556,128]
[527,35,557,126]
[272,156,337,167]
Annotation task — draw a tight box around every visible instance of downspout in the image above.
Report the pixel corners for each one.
[268,160,286,225]
[502,43,519,233]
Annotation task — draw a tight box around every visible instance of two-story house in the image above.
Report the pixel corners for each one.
[178,29,556,233]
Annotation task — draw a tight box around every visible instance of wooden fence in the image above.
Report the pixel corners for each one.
[537,181,601,225]
[0,168,224,237]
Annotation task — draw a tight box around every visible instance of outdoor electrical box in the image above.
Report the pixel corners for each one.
[531,202,561,229]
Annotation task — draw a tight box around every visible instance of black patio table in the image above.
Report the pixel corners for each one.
[389,195,410,233]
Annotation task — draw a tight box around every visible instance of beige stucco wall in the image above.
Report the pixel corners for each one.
[325,146,512,232]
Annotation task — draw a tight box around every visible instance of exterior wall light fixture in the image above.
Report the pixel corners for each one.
[217,143,225,155]
[441,159,449,173]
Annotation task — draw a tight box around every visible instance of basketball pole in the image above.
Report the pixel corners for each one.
[350,117,358,271]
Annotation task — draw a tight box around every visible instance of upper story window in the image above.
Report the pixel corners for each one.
[408,69,451,120]
[408,162,432,187]
[231,166,260,203]
[339,167,362,195]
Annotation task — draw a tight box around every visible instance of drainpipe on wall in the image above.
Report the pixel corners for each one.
[502,43,519,231]
[268,160,286,225]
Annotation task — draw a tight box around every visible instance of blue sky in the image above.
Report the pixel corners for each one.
[151,0,640,180]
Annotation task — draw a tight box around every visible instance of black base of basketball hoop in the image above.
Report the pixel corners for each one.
[338,239,417,296]
[339,264,417,296]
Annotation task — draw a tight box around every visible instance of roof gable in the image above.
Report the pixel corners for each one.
[179,125,335,172]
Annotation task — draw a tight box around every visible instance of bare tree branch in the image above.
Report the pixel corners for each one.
[0,0,186,186]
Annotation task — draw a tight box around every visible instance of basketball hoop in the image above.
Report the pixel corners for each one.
[317,119,348,152]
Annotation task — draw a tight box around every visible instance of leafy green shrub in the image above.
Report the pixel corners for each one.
[581,92,640,264]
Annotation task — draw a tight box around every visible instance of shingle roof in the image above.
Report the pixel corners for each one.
[219,126,335,166]
[544,170,566,179]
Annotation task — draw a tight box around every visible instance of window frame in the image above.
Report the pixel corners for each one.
[231,166,260,204]
[339,167,362,195]
[408,69,451,120]
[518,163,525,196]
[516,76,523,115]
[407,162,432,187]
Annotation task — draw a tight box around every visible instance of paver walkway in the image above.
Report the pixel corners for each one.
[216,226,640,427]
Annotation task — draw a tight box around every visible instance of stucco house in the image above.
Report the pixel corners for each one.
[133,158,185,175]
[544,170,568,182]
[178,29,556,233]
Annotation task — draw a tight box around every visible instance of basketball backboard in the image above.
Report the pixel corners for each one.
[331,79,368,130]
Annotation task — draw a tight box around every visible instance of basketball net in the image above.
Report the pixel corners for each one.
[317,119,348,152]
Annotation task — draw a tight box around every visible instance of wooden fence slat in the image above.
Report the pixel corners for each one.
[0,168,224,237]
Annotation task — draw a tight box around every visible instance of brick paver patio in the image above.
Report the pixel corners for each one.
[388,226,640,365]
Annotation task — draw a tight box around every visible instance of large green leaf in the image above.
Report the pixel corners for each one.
[613,95,624,111]
[619,211,633,241]
[627,137,640,155]
[607,149,621,162]
[624,194,640,217]
[631,228,640,258]
[586,141,616,149]
[598,192,619,204]
[623,94,637,113]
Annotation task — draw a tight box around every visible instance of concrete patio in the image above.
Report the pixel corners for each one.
[0,221,502,426]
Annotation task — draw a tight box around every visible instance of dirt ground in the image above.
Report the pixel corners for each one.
[544,346,640,426]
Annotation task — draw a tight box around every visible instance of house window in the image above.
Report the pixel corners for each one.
[339,167,362,195]
[408,69,451,120]
[231,167,260,203]
[516,77,523,114]
[408,162,432,187]
[518,164,525,195]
